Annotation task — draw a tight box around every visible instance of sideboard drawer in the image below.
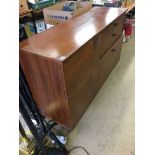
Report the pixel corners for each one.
[97,15,124,58]
[99,36,123,86]
[63,40,98,97]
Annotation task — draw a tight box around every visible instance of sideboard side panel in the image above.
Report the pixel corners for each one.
[20,51,71,128]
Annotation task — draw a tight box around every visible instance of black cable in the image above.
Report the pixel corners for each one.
[69,146,90,155]
[44,116,89,155]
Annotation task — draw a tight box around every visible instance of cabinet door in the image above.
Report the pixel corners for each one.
[68,65,99,129]
[99,36,123,86]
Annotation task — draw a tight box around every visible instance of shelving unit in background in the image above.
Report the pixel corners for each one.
[19,3,57,34]
[92,0,135,13]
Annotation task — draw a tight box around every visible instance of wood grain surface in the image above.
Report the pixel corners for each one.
[20,7,126,61]
[20,7,126,130]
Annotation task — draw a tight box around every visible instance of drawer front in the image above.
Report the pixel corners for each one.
[96,15,124,58]
[68,65,99,129]
[99,36,123,86]
[63,40,98,97]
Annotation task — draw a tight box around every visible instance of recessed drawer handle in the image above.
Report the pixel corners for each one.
[112,33,116,37]
[113,23,118,26]
[111,49,116,52]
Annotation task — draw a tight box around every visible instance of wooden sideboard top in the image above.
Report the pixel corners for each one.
[20,7,126,62]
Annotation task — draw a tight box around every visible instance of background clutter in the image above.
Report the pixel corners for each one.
[43,1,92,25]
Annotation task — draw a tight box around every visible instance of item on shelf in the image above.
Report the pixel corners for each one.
[43,1,92,25]
[35,20,46,33]
[24,20,46,36]
[63,1,77,12]
[19,24,28,41]
[92,0,106,7]
[28,0,56,10]
[19,0,30,14]
[104,0,122,7]
[24,22,36,37]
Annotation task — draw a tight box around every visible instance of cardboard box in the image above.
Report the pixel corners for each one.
[19,0,29,14]
[43,1,92,25]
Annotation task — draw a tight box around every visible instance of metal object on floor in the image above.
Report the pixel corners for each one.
[19,65,69,155]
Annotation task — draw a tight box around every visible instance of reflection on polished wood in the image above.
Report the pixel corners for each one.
[20,7,126,60]
[20,7,126,130]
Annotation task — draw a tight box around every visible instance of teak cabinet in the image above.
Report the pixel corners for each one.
[20,7,126,130]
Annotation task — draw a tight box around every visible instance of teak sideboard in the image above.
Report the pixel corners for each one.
[20,7,127,130]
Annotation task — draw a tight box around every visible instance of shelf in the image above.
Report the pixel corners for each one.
[19,2,57,17]
[19,10,32,17]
